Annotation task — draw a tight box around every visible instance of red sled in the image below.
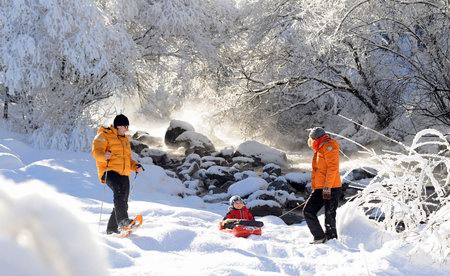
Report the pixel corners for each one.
[219,220,263,238]
[227,224,262,238]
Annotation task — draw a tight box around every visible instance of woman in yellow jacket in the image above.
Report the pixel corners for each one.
[303,127,342,244]
[92,114,143,234]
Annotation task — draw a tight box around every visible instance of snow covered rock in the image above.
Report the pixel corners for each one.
[164,120,195,148]
[130,140,149,155]
[140,148,169,165]
[285,172,311,192]
[205,165,236,184]
[231,156,255,164]
[236,140,288,167]
[263,163,282,176]
[184,153,202,164]
[201,156,227,166]
[217,146,235,162]
[247,199,283,217]
[175,131,215,156]
[268,179,297,193]
[200,161,216,169]
[133,131,163,147]
[208,179,234,195]
[234,170,259,181]
[227,177,269,197]
[178,162,200,181]
[250,191,278,202]
[349,167,377,181]
[248,189,303,207]
[229,156,256,170]
[177,154,202,177]
[206,179,224,194]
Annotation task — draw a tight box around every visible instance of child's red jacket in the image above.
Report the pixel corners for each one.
[223,206,254,221]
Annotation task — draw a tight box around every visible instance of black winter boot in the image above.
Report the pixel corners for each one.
[118,218,133,229]
[106,229,119,235]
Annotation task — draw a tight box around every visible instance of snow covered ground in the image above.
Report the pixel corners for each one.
[1,128,449,276]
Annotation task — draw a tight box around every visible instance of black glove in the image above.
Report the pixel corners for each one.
[136,164,145,171]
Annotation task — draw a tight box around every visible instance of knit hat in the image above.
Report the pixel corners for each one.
[229,195,243,206]
[113,114,129,128]
[309,127,326,139]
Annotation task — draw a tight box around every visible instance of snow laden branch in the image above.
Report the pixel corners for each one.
[342,128,450,262]
[334,0,371,34]
[268,89,331,118]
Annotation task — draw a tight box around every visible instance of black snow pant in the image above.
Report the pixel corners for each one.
[103,171,130,232]
[303,188,342,240]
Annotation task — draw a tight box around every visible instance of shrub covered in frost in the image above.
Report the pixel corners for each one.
[344,129,450,262]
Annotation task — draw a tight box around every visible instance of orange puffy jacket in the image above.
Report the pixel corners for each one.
[311,136,341,190]
[91,125,138,183]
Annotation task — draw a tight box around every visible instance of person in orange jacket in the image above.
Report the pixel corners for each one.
[92,114,143,234]
[303,127,342,244]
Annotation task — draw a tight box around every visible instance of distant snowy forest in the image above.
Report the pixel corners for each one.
[1,0,450,149]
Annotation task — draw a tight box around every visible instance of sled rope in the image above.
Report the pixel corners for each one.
[278,201,306,218]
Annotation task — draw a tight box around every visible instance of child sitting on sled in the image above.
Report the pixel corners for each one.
[220,195,263,229]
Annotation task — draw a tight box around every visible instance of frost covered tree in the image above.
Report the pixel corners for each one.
[225,0,450,144]
[219,0,398,142]
[0,0,134,148]
[330,0,450,131]
[99,0,239,118]
[382,1,450,127]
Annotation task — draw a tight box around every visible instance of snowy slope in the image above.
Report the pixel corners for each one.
[0,128,449,276]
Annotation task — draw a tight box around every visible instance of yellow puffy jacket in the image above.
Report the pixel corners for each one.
[91,125,138,183]
[311,137,341,190]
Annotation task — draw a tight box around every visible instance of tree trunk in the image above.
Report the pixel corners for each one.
[3,87,8,119]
